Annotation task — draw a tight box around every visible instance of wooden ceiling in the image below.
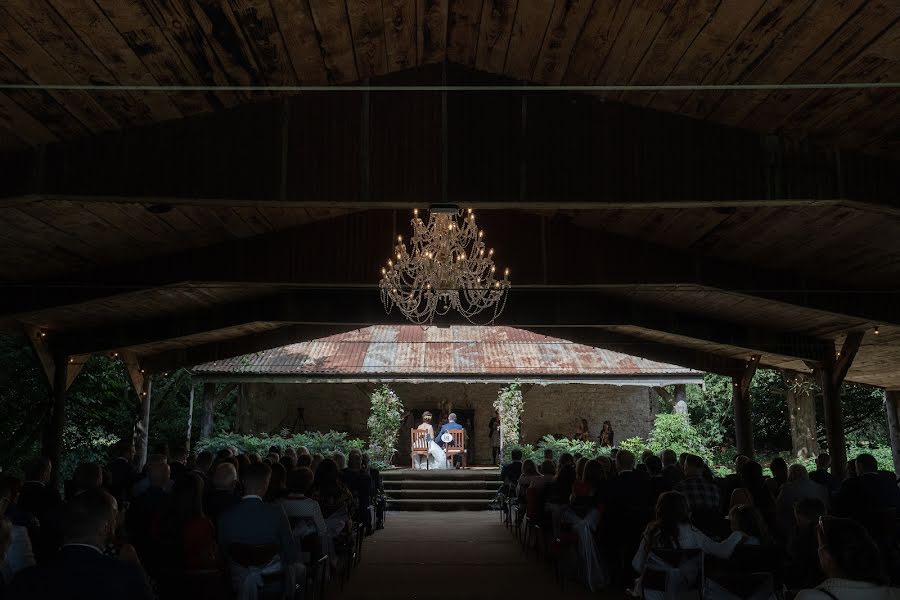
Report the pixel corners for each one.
[0,1,898,157]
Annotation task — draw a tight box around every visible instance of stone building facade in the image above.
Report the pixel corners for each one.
[235,380,659,465]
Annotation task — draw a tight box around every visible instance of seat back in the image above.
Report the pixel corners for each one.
[641,548,703,595]
[445,429,465,453]
[525,485,545,519]
[706,572,774,600]
[227,543,280,568]
[411,428,430,452]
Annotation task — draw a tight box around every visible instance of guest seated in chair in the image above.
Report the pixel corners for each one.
[8,489,152,600]
[218,462,301,596]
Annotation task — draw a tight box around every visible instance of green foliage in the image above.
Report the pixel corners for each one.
[648,413,713,465]
[366,385,404,467]
[494,381,524,459]
[509,435,609,463]
[197,430,366,458]
[618,436,647,455]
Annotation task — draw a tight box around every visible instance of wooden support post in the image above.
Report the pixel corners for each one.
[186,380,194,450]
[885,390,900,477]
[815,332,864,481]
[122,353,151,471]
[201,382,217,439]
[733,355,761,459]
[46,354,67,486]
[135,377,152,471]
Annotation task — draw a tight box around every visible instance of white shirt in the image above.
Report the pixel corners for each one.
[632,524,742,573]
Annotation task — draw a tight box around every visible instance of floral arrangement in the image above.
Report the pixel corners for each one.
[493,381,524,459]
[366,385,404,467]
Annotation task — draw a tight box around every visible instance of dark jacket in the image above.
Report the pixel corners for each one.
[218,497,298,565]
[8,544,152,600]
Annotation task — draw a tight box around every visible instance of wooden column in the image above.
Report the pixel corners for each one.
[135,377,152,471]
[885,390,900,476]
[185,380,194,450]
[814,332,864,481]
[733,356,761,459]
[200,382,217,439]
[45,354,68,485]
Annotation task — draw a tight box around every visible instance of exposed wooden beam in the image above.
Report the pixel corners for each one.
[653,385,673,405]
[46,287,832,364]
[24,324,54,388]
[832,331,864,387]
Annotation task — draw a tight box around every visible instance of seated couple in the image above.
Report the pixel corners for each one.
[413,412,463,470]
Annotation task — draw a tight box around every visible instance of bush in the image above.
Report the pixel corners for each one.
[618,436,647,455]
[196,431,370,462]
[366,385,404,468]
[648,414,713,465]
[494,381,524,460]
[508,435,610,464]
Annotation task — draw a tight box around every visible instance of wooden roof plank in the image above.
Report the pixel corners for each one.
[0,53,89,140]
[447,0,484,67]
[383,0,418,70]
[270,0,330,84]
[0,6,119,132]
[648,0,766,113]
[532,0,593,85]
[708,0,865,125]
[594,0,675,88]
[94,0,217,115]
[678,0,815,119]
[2,0,156,127]
[44,0,183,122]
[474,0,518,74]
[503,0,553,81]
[740,1,900,132]
[0,92,58,145]
[345,0,389,78]
[619,0,719,106]
[229,0,301,86]
[180,0,262,101]
[417,0,449,64]
[308,0,359,82]
[563,0,631,85]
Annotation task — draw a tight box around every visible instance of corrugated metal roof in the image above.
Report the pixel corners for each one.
[192,326,701,379]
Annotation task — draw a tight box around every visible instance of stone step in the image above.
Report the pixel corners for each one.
[388,498,494,511]
[387,489,497,500]
[383,479,500,490]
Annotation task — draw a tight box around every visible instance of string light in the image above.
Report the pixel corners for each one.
[874,325,880,335]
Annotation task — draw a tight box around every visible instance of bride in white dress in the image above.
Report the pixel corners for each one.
[413,412,449,470]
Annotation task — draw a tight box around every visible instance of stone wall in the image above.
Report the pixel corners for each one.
[236,381,657,465]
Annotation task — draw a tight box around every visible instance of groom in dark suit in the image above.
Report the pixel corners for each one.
[437,413,465,467]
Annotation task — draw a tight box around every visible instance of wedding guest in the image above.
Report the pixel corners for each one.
[0,479,34,581]
[296,446,310,458]
[786,497,827,589]
[599,421,614,448]
[192,450,213,484]
[776,464,829,543]
[528,460,556,492]
[674,454,720,514]
[162,473,218,571]
[341,453,373,531]
[731,461,776,530]
[297,454,313,469]
[126,458,171,572]
[574,418,591,441]
[488,414,501,465]
[332,451,347,470]
[835,453,900,520]
[310,453,324,472]
[575,456,589,481]
[516,460,540,498]
[632,492,743,599]
[728,504,773,546]
[500,449,524,491]
[659,449,683,487]
[168,445,189,482]
[279,467,328,548]
[206,463,240,524]
[312,459,356,532]
[766,457,788,498]
[69,462,103,499]
[720,454,751,510]
[8,489,152,600]
[795,517,891,599]
[265,462,288,501]
[809,453,838,492]
[543,448,554,463]
[0,517,11,588]
[106,443,136,502]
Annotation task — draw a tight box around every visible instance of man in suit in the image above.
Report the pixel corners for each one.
[16,456,61,564]
[206,462,240,524]
[437,413,465,468]
[809,453,838,492]
[834,452,900,520]
[8,489,152,599]
[106,442,136,503]
[218,462,300,585]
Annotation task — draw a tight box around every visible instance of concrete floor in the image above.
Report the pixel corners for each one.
[335,511,619,600]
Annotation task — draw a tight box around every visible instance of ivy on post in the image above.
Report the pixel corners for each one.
[367,385,404,468]
[493,381,524,462]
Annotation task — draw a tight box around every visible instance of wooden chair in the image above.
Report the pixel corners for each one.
[444,429,467,468]
[640,548,704,599]
[226,543,286,599]
[410,428,430,469]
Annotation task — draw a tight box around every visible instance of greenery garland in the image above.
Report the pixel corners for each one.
[493,381,524,460]
[366,384,404,467]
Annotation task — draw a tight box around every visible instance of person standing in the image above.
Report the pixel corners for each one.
[599,421,614,448]
[574,418,591,441]
[488,414,501,465]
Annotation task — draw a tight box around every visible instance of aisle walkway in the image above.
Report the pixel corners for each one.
[336,511,617,599]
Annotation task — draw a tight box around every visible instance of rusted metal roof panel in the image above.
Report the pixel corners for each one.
[194,326,700,379]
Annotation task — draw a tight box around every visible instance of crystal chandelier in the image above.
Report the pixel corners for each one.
[379,207,510,325]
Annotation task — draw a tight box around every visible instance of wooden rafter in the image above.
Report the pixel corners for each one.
[832,331,864,387]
